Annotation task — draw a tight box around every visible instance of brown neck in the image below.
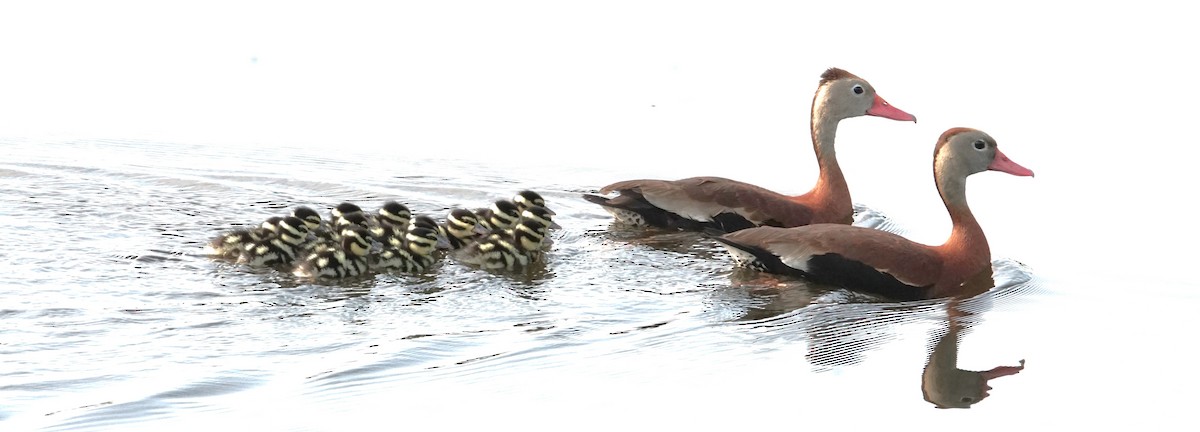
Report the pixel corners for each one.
[930,167,992,298]
[794,94,851,223]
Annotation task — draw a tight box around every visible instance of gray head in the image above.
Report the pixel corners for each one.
[934,128,1035,180]
[813,67,916,123]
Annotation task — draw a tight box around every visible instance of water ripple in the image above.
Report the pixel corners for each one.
[1,137,1064,429]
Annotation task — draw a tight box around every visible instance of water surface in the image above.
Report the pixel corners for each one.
[0,137,1192,430]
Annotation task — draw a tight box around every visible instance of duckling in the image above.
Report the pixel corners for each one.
[289,205,333,251]
[299,211,375,254]
[237,216,312,267]
[205,215,287,259]
[518,205,559,253]
[371,227,447,273]
[366,201,411,246]
[205,225,274,259]
[329,202,364,227]
[335,211,373,232]
[376,201,412,230]
[512,190,547,212]
[474,199,522,233]
[293,226,373,279]
[409,215,440,233]
[440,208,488,250]
[455,206,554,271]
[291,206,323,232]
[481,205,560,251]
[257,215,285,233]
[513,190,558,231]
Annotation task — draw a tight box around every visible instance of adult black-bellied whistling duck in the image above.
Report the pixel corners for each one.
[582,68,916,233]
[714,128,1034,301]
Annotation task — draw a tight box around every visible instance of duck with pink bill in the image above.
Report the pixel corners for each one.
[714,128,1034,301]
[583,67,916,234]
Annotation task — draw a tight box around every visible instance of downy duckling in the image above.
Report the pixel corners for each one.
[335,211,373,232]
[456,205,556,271]
[371,227,448,273]
[291,206,323,232]
[409,215,439,233]
[440,208,489,250]
[293,226,373,279]
[238,216,313,267]
[367,201,411,246]
[292,205,334,253]
[376,201,412,230]
[260,216,285,232]
[205,215,287,259]
[513,190,547,212]
[329,202,364,227]
[206,224,276,259]
[474,199,522,233]
[481,205,559,250]
[513,190,557,231]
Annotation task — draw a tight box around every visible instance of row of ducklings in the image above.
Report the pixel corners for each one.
[204,190,557,279]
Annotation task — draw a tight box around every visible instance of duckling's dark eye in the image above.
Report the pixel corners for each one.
[973,140,986,150]
[852,84,864,95]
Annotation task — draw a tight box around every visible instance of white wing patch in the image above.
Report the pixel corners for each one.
[717,243,758,267]
[769,242,818,273]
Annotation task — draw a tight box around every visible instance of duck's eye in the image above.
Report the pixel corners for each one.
[852,84,864,95]
[973,140,986,150]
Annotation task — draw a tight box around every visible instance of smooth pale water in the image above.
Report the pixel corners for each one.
[3,135,1194,431]
[4,1,1200,430]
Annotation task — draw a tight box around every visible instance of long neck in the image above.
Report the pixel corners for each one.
[797,90,851,222]
[931,162,991,298]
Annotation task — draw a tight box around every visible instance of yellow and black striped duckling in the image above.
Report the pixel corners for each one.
[335,211,373,232]
[293,226,373,279]
[237,216,313,267]
[409,215,439,233]
[260,216,285,231]
[367,201,411,247]
[376,201,411,230]
[329,202,364,227]
[291,206,323,232]
[205,217,280,259]
[513,190,547,212]
[370,226,448,273]
[440,208,489,250]
[474,199,522,233]
[291,206,333,253]
[455,205,556,271]
[513,190,557,232]
[481,205,559,249]
[301,211,376,255]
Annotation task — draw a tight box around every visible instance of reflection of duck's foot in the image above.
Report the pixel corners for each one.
[980,359,1026,380]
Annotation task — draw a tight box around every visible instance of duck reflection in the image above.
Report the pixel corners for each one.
[728,264,1026,409]
[922,299,1025,408]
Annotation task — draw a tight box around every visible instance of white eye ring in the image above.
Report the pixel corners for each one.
[973,140,987,150]
[852,84,865,95]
